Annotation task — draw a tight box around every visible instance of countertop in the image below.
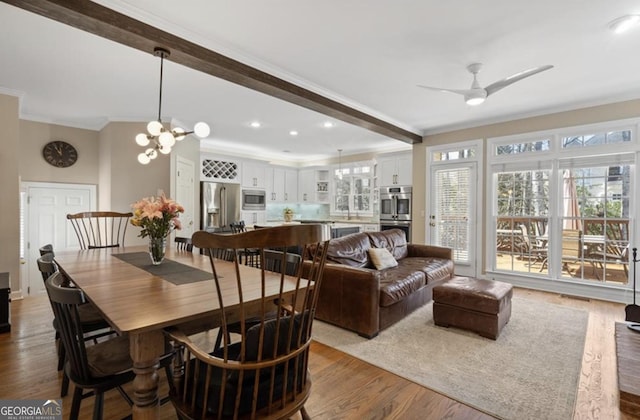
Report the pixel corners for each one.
[269,219,378,225]
[262,221,364,229]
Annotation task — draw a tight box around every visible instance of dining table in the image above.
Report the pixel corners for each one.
[54,245,299,420]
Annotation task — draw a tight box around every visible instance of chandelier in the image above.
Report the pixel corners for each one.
[136,47,210,164]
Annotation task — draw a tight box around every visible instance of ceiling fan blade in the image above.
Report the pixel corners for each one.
[484,65,554,96]
[417,85,471,96]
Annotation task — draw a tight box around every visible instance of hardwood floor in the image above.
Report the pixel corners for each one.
[0,288,630,419]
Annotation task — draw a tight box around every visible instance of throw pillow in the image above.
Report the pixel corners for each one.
[368,248,398,270]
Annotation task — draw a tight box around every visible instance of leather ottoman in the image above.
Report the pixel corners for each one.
[433,277,513,339]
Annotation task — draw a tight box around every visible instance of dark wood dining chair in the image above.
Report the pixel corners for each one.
[166,224,329,420]
[45,271,172,420]
[39,243,54,256]
[213,249,303,352]
[66,211,133,249]
[37,255,113,397]
[175,236,194,252]
[230,220,260,267]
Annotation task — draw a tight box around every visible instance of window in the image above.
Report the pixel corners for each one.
[495,169,550,274]
[489,121,635,286]
[433,148,475,161]
[562,130,631,149]
[331,161,374,216]
[495,138,551,156]
[562,164,631,281]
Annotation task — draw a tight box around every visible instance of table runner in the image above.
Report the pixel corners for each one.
[113,252,213,285]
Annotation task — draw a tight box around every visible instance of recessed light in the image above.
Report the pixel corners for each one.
[323,121,334,128]
[289,130,298,136]
[609,15,640,34]
[250,121,261,128]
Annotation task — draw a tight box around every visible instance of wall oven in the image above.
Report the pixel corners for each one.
[242,189,266,210]
[380,220,411,242]
[380,186,411,221]
[380,186,412,242]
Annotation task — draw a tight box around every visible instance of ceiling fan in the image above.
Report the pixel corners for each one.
[418,63,554,106]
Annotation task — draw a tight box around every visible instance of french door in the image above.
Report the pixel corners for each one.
[427,142,481,278]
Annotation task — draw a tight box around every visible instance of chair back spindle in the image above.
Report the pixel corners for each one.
[66,211,132,249]
[175,237,194,252]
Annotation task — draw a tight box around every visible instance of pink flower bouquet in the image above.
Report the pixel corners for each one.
[131,193,184,239]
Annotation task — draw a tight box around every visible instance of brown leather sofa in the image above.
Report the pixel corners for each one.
[310,229,454,338]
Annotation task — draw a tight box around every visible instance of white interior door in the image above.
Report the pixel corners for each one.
[25,182,95,295]
[429,162,478,277]
[176,156,196,238]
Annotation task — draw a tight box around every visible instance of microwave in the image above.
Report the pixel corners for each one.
[242,189,266,210]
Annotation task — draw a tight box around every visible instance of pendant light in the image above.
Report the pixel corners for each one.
[337,149,343,180]
[136,47,210,164]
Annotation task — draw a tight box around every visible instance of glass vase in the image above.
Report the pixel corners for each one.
[149,237,166,265]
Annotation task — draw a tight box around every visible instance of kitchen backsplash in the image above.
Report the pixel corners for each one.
[266,203,329,221]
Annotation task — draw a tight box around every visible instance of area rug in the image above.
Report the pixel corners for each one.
[311,297,588,420]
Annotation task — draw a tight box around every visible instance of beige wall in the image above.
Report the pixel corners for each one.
[19,120,100,184]
[99,121,171,246]
[0,95,20,292]
[412,99,640,255]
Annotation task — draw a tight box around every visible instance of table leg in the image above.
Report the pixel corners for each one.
[130,330,164,420]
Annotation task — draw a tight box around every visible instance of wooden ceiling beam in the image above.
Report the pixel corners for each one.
[2,0,422,145]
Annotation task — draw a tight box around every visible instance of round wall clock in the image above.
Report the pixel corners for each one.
[42,140,78,168]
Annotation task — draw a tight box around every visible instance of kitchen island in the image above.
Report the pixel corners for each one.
[261,220,379,239]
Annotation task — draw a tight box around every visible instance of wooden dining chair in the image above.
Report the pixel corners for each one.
[66,211,133,249]
[213,249,303,352]
[45,271,172,420]
[175,236,194,252]
[166,224,329,420]
[39,243,54,256]
[37,255,113,397]
[230,220,260,267]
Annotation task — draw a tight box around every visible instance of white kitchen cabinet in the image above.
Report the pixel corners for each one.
[378,153,412,186]
[241,161,267,189]
[298,168,330,203]
[266,167,282,201]
[267,167,298,202]
[240,211,266,226]
[298,169,315,202]
[315,169,330,203]
[284,169,298,202]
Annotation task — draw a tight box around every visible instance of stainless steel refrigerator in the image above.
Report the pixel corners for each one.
[200,182,241,231]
